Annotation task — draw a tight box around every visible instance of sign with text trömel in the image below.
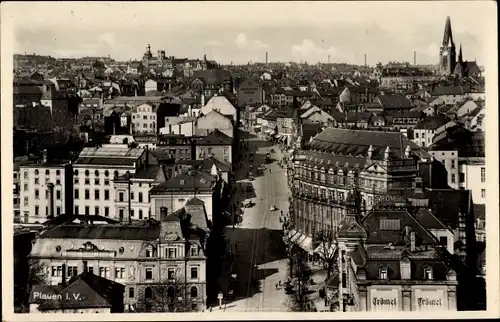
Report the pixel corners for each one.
[370,288,399,312]
[414,289,446,311]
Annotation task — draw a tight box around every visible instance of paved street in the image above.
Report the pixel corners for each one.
[216,131,292,312]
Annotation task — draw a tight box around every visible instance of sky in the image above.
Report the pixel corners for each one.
[4,1,496,66]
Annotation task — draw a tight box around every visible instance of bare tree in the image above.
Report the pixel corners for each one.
[146,276,186,312]
[315,229,338,278]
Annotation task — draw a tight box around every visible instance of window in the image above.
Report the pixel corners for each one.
[115,267,125,279]
[104,207,109,217]
[190,266,198,279]
[95,170,99,177]
[35,189,39,199]
[380,219,401,231]
[459,173,465,183]
[51,265,62,277]
[451,159,456,169]
[74,178,79,184]
[95,179,100,185]
[85,206,90,215]
[95,207,99,216]
[85,189,90,200]
[190,245,198,257]
[68,266,78,277]
[45,169,50,176]
[88,267,94,274]
[34,178,39,185]
[139,209,143,219]
[74,206,79,214]
[424,267,433,280]
[85,179,90,185]
[167,268,175,280]
[138,192,143,203]
[104,179,110,185]
[131,209,135,217]
[24,171,28,179]
[99,267,109,278]
[481,167,485,182]
[167,248,177,259]
[24,183,28,191]
[481,189,486,198]
[56,190,61,200]
[119,192,124,202]
[131,192,134,201]
[94,190,100,200]
[104,170,109,177]
[35,169,39,176]
[145,268,153,280]
[74,189,79,199]
[56,206,61,215]
[129,287,135,299]
[74,170,79,176]
[451,174,456,183]
[190,286,198,298]
[415,132,419,138]
[104,190,110,200]
[35,206,39,216]
[379,268,388,280]
[85,170,90,177]
[439,236,448,246]
[146,246,153,258]
[119,209,124,219]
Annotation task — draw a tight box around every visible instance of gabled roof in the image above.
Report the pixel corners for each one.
[150,169,215,194]
[197,129,233,145]
[377,94,413,110]
[37,272,124,311]
[40,224,161,240]
[431,85,471,96]
[426,189,472,229]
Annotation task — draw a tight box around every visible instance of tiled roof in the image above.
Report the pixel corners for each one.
[431,85,471,96]
[133,165,162,180]
[37,272,124,311]
[40,224,161,240]
[413,208,449,230]
[197,129,233,145]
[414,115,450,130]
[29,285,64,304]
[150,170,215,193]
[309,128,429,160]
[377,95,413,110]
[192,69,232,85]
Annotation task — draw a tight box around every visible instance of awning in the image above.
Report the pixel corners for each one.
[287,229,298,240]
[280,136,288,143]
[314,242,337,259]
[299,236,314,255]
[290,231,302,243]
[275,134,283,139]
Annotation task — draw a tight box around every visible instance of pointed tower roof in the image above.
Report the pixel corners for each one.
[458,43,463,62]
[442,16,454,46]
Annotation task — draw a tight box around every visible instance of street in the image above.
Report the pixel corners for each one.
[216,131,291,312]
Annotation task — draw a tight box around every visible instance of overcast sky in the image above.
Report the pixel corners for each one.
[4,1,496,65]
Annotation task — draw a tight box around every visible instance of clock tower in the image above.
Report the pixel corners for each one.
[439,16,457,76]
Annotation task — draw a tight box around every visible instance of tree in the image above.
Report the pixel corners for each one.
[286,252,313,312]
[144,276,186,312]
[14,258,47,312]
[315,229,338,278]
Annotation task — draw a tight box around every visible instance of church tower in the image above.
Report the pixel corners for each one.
[439,16,457,76]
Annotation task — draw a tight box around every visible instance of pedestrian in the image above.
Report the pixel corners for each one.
[210,306,213,312]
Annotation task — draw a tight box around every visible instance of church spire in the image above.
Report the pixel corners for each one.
[442,16,454,46]
[458,43,463,63]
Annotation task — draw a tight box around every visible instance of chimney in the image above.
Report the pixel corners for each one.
[113,122,116,135]
[367,145,374,159]
[384,146,391,160]
[144,146,149,169]
[188,104,193,117]
[43,149,48,164]
[129,121,133,135]
[47,183,55,218]
[364,53,367,67]
[404,145,411,158]
[61,263,67,286]
[410,231,416,252]
[160,207,168,221]
[328,55,331,64]
[83,260,88,273]
[265,51,268,64]
[414,51,417,66]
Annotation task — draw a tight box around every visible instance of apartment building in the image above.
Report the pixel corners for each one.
[72,144,156,219]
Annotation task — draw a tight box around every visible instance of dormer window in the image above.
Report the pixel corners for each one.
[379,268,388,280]
[146,246,153,258]
[423,267,433,280]
[190,245,198,257]
[180,179,185,185]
